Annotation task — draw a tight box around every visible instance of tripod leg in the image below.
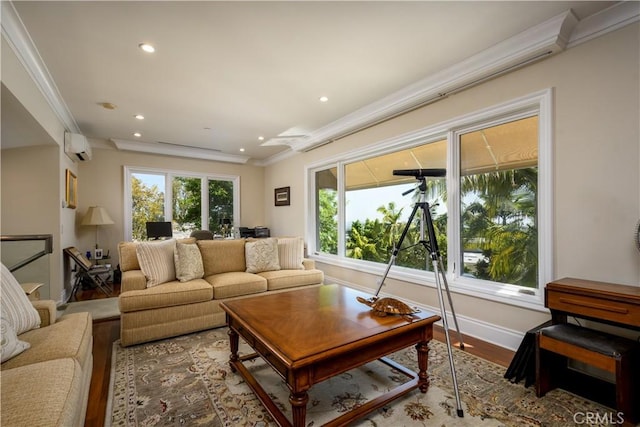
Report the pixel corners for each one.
[432,258,464,417]
[373,203,421,297]
[437,258,465,350]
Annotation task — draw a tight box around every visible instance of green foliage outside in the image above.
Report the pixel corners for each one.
[172,177,202,233]
[317,189,338,254]
[319,167,538,288]
[131,176,164,241]
[207,180,234,234]
[132,176,234,240]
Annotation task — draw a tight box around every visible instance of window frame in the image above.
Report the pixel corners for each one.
[306,89,553,310]
[123,166,240,241]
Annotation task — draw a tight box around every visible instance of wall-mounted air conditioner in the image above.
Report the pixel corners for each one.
[64,132,92,161]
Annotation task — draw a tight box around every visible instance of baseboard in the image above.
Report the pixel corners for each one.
[326,276,523,351]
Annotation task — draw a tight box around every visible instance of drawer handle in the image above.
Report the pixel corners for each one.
[558,298,629,314]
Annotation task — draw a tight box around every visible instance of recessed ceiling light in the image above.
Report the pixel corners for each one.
[258,136,264,141]
[134,114,144,120]
[239,148,245,152]
[139,43,155,53]
[133,132,142,137]
[319,96,329,103]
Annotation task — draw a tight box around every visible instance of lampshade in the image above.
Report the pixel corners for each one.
[81,206,114,226]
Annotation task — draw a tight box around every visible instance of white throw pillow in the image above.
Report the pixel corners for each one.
[0,263,40,335]
[245,238,281,273]
[277,237,305,270]
[136,239,177,287]
[174,241,204,282]
[1,316,30,362]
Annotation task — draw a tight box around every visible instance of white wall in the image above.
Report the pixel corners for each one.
[264,23,640,349]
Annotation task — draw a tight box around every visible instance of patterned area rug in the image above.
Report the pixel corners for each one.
[106,328,614,427]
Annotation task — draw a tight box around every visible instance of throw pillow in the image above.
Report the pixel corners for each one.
[245,238,281,273]
[0,263,40,335]
[277,237,305,270]
[1,316,30,363]
[136,239,177,287]
[174,242,204,282]
[117,241,140,272]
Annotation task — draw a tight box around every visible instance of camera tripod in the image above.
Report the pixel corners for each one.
[373,171,465,417]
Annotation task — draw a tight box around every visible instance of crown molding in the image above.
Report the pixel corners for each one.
[567,1,640,48]
[4,1,637,165]
[286,4,636,154]
[111,139,250,164]
[1,1,79,133]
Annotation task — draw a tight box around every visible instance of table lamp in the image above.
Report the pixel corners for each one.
[81,206,114,259]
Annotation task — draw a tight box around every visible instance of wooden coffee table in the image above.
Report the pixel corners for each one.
[220,284,440,427]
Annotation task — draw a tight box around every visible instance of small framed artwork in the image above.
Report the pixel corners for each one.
[65,169,77,209]
[274,186,290,206]
[95,248,103,260]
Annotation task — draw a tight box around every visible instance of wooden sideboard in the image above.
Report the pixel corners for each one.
[545,277,640,330]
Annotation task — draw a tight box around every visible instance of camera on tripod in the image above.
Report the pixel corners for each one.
[393,168,446,178]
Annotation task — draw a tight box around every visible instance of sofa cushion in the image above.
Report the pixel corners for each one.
[1,316,30,363]
[245,238,280,273]
[1,311,92,371]
[205,272,267,299]
[117,241,140,272]
[0,263,40,335]
[197,239,247,275]
[258,269,325,291]
[277,237,305,270]
[136,239,177,287]
[0,357,82,427]
[174,241,204,282]
[119,279,213,312]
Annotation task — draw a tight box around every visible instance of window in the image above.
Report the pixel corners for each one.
[458,116,538,288]
[315,167,338,255]
[344,140,447,271]
[308,90,552,305]
[125,167,239,241]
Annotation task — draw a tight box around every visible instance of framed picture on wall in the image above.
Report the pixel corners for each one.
[65,169,77,209]
[274,186,290,206]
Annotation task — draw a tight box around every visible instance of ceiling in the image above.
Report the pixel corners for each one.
[3,1,619,163]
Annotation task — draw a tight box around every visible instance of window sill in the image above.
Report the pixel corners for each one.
[311,253,547,313]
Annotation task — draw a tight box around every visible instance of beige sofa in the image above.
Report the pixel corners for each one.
[0,301,93,427]
[117,237,324,347]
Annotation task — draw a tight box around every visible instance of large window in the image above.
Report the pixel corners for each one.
[125,167,239,241]
[308,90,552,305]
[458,116,538,288]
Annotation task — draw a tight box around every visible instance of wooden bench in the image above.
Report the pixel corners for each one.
[535,323,639,425]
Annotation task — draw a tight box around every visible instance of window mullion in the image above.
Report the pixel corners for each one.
[165,173,173,222]
[337,162,346,257]
[447,130,461,278]
[202,178,209,230]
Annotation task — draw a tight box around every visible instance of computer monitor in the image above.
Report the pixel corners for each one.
[146,221,173,240]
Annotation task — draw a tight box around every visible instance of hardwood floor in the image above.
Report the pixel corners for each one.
[79,286,515,427]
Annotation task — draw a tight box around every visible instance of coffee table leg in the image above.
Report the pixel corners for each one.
[416,341,430,393]
[290,391,309,427]
[228,328,239,373]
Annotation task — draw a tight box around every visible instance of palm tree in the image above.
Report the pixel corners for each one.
[460,167,537,287]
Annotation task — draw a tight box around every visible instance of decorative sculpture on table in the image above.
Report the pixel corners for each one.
[356,296,420,317]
